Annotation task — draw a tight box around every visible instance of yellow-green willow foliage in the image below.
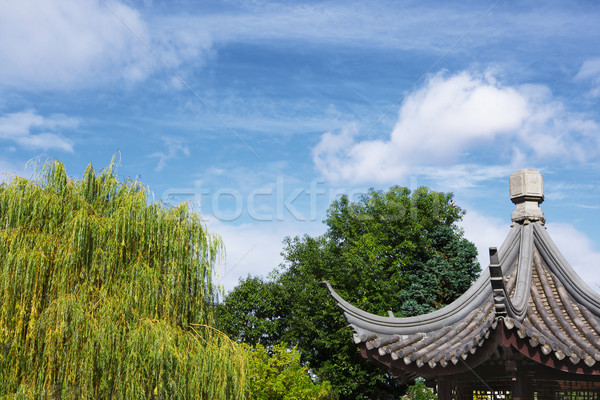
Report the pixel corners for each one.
[0,160,247,399]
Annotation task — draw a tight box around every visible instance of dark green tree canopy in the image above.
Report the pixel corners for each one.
[219,186,480,399]
[217,276,289,347]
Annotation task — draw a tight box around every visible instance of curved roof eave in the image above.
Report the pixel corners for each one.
[325,223,523,336]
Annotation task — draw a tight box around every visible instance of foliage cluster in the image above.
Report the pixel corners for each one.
[244,343,335,400]
[400,380,437,400]
[219,186,479,399]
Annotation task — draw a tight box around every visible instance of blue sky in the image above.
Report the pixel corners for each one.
[1,0,600,293]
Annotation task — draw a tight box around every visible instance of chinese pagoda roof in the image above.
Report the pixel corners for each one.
[326,169,600,381]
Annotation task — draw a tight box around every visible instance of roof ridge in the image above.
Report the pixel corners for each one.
[492,222,535,322]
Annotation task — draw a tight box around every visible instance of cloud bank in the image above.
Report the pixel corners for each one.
[313,71,600,184]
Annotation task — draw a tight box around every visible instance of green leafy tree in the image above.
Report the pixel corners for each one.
[219,186,479,399]
[0,160,248,399]
[244,343,336,400]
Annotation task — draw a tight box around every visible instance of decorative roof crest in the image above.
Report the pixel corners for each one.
[510,169,545,224]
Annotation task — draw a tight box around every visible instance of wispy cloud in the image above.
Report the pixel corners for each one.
[164,3,463,51]
[150,137,190,172]
[545,181,596,202]
[0,110,77,152]
[164,1,598,55]
[312,70,600,185]
[576,58,600,97]
[576,58,600,80]
[419,164,514,190]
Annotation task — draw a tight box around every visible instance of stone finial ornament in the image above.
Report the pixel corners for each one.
[510,169,545,224]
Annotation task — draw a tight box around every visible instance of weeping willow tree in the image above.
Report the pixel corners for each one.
[0,160,247,399]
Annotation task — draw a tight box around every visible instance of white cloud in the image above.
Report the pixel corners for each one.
[0,1,213,89]
[0,110,77,152]
[313,71,600,185]
[150,137,190,172]
[394,72,527,152]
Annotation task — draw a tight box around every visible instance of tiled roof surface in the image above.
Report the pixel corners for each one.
[326,221,600,378]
